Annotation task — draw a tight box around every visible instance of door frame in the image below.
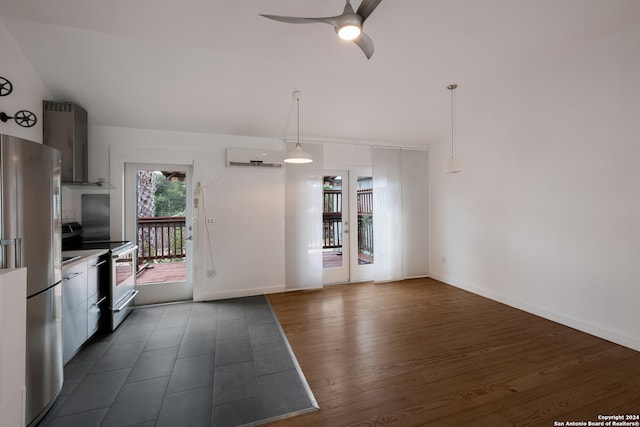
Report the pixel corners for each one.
[124,162,194,304]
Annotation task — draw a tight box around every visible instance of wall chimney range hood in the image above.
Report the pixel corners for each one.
[43,101,88,184]
[43,101,113,188]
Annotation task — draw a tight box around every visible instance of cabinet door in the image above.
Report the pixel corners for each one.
[62,261,88,364]
[62,262,87,308]
[86,255,108,337]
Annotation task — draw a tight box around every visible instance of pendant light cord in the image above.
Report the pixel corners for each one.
[297,94,300,146]
[450,85,456,159]
[446,84,458,160]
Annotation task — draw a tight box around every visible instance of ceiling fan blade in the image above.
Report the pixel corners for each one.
[353,32,374,59]
[260,14,340,27]
[356,0,383,22]
[343,0,356,15]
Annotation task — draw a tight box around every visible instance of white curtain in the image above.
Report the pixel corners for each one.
[372,147,429,282]
[284,142,324,290]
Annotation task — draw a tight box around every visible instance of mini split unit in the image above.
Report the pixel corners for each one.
[226,148,283,168]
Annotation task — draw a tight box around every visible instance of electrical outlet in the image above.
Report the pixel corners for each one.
[206,269,215,277]
[205,217,215,225]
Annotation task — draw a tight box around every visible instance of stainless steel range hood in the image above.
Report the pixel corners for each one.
[43,101,88,184]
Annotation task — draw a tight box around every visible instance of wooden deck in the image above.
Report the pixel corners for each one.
[323,250,373,269]
[266,278,640,426]
[323,250,344,269]
[136,261,186,284]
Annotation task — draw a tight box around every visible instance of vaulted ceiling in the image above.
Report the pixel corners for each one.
[1,0,636,146]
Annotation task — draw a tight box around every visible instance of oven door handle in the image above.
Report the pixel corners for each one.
[112,245,138,259]
[112,290,139,313]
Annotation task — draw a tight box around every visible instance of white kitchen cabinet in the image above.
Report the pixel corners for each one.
[62,261,87,365]
[62,250,108,365]
[86,255,107,337]
[0,268,27,427]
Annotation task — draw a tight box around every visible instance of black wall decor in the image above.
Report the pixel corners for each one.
[0,75,38,127]
[0,76,13,96]
[0,110,38,127]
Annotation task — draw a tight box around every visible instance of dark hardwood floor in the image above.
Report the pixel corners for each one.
[266,278,640,426]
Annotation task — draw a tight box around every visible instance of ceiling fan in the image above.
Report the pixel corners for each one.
[260,0,383,59]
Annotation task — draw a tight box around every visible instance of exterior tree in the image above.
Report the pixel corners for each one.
[137,171,157,262]
[154,173,186,217]
[137,171,157,217]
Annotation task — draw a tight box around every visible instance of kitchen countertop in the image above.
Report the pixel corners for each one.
[62,249,109,268]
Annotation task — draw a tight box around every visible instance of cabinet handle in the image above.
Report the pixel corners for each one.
[89,260,107,269]
[62,271,84,281]
[91,296,107,308]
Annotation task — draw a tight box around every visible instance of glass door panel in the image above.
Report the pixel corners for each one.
[356,176,374,265]
[322,170,374,285]
[124,163,193,304]
[323,175,343,268]
[323,173,350,284]
[349,170,374,282]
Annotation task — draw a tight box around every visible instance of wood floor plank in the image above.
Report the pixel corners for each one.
[265,279,640,427]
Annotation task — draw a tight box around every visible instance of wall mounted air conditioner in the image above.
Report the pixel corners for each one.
[226,148,283,168]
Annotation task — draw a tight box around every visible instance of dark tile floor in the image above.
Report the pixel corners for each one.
[38,295,318,427]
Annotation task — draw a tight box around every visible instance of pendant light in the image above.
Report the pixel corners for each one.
[444,84,462,174]
[284,91,313,164]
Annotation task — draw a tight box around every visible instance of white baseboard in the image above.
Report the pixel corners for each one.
[429,273,640,353]
[403,274,431,280]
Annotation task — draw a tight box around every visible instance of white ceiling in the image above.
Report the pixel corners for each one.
[1,0,637,146]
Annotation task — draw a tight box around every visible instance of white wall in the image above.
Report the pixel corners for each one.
[429,26,640,351]
[75,129,384,301]
[0,21,49,142]
[85,126,287,301]
[323,142,372,170]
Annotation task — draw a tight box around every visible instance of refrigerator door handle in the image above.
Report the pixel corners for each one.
[0,238,22,268]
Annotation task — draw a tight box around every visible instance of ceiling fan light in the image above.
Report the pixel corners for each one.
[338,24,361,40]
[284,143,313,163]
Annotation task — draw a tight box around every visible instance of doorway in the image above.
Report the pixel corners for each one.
[322,170,374,285]
[125,163,194,304]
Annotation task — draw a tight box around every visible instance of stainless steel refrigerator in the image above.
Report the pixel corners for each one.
[0,134,63,426]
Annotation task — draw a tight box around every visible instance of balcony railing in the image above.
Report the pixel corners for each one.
[357,188,373,262]
[323,190,342,249]
[137,216,186,263]
[322,188,374,264]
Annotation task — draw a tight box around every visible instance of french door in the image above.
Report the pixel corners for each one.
[124,163,194,304]
[322,170,374,285]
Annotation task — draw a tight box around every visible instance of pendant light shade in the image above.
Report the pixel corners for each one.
[284,91,313,164]
[444,157,462,174]
[285,142,313,164]
[444,84,462,174]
